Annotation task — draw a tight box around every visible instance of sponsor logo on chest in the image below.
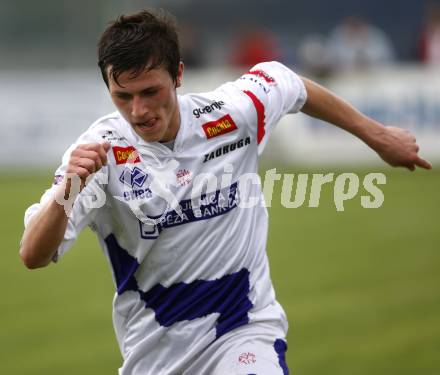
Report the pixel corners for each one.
[203,136,251,163]
[176,169,192,186]
[112,146,141,165]
[119,167,152,201]
[119,167,148,188]
[202,114,238,139]
[102,130,125,143]
[192,100,225,118]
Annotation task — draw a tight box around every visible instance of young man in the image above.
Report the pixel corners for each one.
[20,9,430,375]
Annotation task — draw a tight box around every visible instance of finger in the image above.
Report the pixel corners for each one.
[75,167,90,181]
[89,151,103,171]
[77,157,97,174]
[102,141,111,153]
[65,167,90,182]
[414,156,432,170]
[406,164,415,172]
[81,144,109,166]
[78,143,98,151]
[97,143,110,166]
[92,155,103,171]
[76,150,103,171]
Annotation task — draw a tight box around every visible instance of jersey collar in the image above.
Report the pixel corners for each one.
[116,95,191,156]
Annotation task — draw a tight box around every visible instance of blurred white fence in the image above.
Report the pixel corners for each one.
[1,65,439,168]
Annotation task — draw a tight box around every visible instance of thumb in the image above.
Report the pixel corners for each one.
[102,141,111,152]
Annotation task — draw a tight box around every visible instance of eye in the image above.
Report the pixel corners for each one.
[141,88,159,97]
[114,92,132,101]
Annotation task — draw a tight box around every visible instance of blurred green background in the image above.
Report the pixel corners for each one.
[1,166,439,374]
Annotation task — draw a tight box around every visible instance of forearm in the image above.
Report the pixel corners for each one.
[299,76,431,170]
[19,142,110,269]
[300,77,386,151]
[20,197,69,269]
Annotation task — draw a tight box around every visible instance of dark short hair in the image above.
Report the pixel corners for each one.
[98,9,181,87]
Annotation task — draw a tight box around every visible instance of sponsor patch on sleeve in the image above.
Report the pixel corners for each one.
[112,146,140,165]
[202,114,238,139]
[247,69,277,85]
[53,174,64,185]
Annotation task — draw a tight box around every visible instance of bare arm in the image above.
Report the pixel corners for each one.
[300,77,432,171]
[20,197,70,268]
[19,142,110,269]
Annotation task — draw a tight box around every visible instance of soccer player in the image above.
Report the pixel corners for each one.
[19,9,431,375]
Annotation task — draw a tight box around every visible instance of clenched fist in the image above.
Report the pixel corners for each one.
[66,142,111,178]
[60,142,111,199]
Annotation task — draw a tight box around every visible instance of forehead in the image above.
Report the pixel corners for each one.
[107,65,172,91]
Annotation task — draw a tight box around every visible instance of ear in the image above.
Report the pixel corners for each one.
[176,61,184,88]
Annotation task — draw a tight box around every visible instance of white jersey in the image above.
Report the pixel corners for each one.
[25,61,307,374]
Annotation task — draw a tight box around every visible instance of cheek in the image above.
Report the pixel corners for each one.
[113,99,130,114]
[164,91,177,111]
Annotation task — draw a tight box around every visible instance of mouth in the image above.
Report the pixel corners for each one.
[135,118,158,131]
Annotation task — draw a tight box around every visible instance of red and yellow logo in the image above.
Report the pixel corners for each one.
[112,146,140,165]
[202,114,238,139]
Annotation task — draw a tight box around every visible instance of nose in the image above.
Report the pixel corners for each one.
[131,95,149,119]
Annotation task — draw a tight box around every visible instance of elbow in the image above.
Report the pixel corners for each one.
[19,246,52,269]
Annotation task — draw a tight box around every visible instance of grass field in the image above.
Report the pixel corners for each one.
[1,167,439,374]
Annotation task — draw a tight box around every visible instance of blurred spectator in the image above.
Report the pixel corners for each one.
[326,16,395,72]
[179,23,205,68]
[418,4,440,65]
[230,26,282,68]
[297,34,331,78]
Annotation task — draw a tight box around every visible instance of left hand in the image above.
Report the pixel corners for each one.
[375,126,432,171]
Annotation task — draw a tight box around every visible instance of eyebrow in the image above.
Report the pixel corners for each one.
[112,90,130,96]
[111,85,161,96]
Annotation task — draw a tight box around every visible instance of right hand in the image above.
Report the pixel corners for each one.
[63,142,111,194]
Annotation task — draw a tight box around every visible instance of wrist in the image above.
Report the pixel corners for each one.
[357,117,388,152]
[53,178,80,216]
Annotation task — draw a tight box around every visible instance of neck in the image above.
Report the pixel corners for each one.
[161,101,181,142]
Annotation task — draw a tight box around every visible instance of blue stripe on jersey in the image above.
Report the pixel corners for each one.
[104,234,139,295]
[139,268,253,338]
[104,234,253,338]
[274,339,289,375]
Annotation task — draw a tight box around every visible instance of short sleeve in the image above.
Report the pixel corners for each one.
[229,61,307,154]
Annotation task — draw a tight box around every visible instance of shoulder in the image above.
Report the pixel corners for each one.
[235,61,301,93]
[182,61,293,108]
[79,111,122,141]
[242,61,294,80]
[71,111,136,146]
[61,111,128,156]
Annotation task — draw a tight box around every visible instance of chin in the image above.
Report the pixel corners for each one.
[138,133,163,143]
[133,125,165,143]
